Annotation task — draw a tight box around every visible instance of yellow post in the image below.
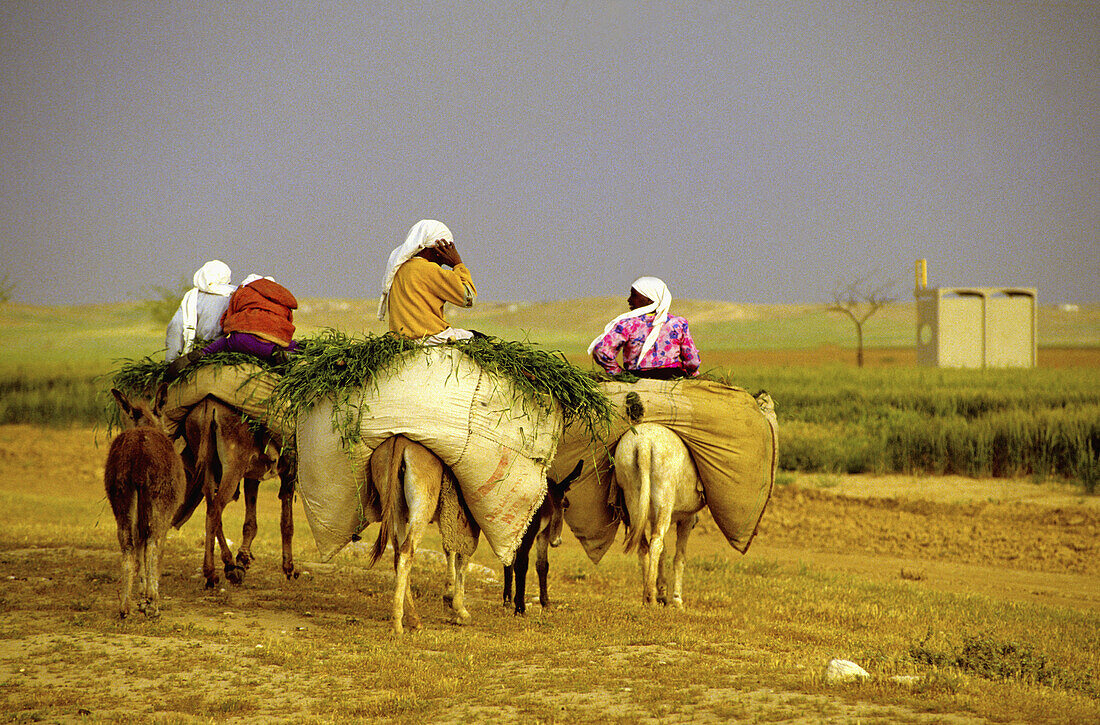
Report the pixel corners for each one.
[915,259,927,291]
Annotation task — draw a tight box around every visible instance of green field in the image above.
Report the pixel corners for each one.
[3,298,1098,373]
[2,300,1098,488]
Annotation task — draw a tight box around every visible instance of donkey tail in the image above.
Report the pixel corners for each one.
[370,437,403,567]
[623,436,652,555]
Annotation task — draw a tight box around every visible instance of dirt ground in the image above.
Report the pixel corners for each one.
[1,425,1098,722]
[747,473,1100,611]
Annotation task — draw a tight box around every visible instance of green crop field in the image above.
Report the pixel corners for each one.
[2,299,1098,489]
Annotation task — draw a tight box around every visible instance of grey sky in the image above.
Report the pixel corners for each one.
[2,1,1096,306]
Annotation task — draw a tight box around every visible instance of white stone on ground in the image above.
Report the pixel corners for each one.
[823,659,870,684]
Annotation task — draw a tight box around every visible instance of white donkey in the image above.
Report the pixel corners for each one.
[614,423,705,608]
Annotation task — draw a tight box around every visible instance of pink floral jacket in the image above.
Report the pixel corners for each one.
[592,314,701,376]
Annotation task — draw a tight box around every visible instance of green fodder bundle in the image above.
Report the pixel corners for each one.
[107,356,169,399]
[105,352,280,431]
[453,336,614,432]
[266,329,614,442]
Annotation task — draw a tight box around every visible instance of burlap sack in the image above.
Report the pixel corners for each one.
[549,378,778,564]
[160,364,292,440]
[295,346,562,565]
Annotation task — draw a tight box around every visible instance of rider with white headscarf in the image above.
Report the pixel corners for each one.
[589,277,701,379]
[379,219,477,344]
[165,260,236,361]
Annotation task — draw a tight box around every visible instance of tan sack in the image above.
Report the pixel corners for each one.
[160,363,291,440]
[295,345,562,565]
[550,378,778,564]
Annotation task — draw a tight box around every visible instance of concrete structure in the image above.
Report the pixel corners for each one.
[913,261,1037,368]
[915,287,1037,368]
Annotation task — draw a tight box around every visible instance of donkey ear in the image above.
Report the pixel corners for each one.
[111,388,132,416]
[152,382,170,413]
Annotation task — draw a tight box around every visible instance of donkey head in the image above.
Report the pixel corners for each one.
[111,384,171,430]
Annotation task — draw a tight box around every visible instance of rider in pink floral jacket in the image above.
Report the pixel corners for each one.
[589,277,701,379]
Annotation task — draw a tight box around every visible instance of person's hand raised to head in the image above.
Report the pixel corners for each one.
[433,239,462,267]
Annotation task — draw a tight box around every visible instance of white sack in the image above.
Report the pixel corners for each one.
[295,346,562,565]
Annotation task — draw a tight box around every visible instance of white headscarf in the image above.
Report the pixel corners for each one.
[587,276,673,361]
[377,219,454,320]
[181,260,234,346]
[239,273,274,286]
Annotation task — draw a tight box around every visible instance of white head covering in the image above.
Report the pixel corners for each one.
[181,260,235,348]
[587,276,673,362]
[378,219,454,320]
[192,260,234,295]
[240,273,274,286]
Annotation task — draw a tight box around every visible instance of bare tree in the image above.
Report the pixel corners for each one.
[826,275,896,367]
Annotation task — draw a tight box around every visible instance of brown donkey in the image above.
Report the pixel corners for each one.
[105,386,186,618]
[173,397,296,588]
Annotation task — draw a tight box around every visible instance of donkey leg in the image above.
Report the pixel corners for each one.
[202,494,222,588]
[135,539,149,614]
[143,538,163,617]
[449,551,472,625]
[235,478,260,573]
[645,518,669,607]
[391,534,416,635]
[397,494,438,632]
[216,477,248,585]
[670,514,696,610]
[444,550,457,604]
[397,539,421,633]
[512,543,531,615]
[117,532,136,619]
[636,539,651,605]
[502,563,514,607]
[655,534,670,606]
[204,483,239,588]
[278,472,297,579]
[535,529,552,608]
[392,447,440,633]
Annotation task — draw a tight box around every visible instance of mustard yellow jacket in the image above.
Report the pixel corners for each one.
[387,257,476,338]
